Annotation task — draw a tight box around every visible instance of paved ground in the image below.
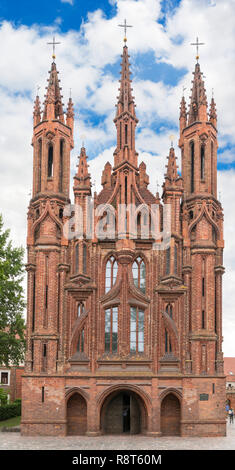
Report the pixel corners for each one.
[0,421,234,450]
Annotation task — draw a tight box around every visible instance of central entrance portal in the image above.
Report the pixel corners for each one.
[101,390,143,434]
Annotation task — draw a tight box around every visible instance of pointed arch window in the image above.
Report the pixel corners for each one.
[38,139,42,192]
[132,257,146,293]
[105,256,118,293]
[48,144,53,178]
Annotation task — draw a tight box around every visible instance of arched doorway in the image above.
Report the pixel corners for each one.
[161,393,181,436]
[101,390,146,434]
[67,393,87,435]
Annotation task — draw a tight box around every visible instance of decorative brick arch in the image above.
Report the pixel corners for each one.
[65,388,89,436]
[159,388,182,436]
[97,384,151,434]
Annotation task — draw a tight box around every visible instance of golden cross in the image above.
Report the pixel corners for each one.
[190,36,205,62]
[47,36,61,60]
[118,19,133,43]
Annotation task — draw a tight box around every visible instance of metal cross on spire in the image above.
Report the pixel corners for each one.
[190,36,205,62]
[47,36,61,61]
[118,19,133,43]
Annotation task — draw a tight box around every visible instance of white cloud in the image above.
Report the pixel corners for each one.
[60,0,74,5]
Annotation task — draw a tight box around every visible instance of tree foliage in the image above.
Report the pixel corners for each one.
[0,214,26,366]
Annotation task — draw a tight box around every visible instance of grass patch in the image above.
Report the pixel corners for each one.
[0,415,21,428]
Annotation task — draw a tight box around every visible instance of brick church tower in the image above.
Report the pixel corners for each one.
[21,39,226,437]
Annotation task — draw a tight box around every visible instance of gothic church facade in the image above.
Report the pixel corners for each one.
[21,40,226,436]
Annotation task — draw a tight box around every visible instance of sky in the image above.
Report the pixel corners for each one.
[0,0,235,356]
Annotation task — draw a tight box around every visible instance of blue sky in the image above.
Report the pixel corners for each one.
[0,0,235,355]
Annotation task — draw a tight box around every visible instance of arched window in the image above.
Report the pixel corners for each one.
[48,144,53,178]
[77,329,84,353]
[200,145,205,180]
[105,256,118,293]
[132,257,146,293]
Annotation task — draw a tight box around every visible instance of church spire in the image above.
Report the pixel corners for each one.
[209,94,217,128]
[113,43,138,168]
[43,60,64,122]
[73,147,91,193]
[188,62,208,124]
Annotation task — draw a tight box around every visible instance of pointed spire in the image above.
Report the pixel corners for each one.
[66,96,74,133]
[209,95,217,128]
[43,61,64,122]
[73,147,91,192]
[113,44,138,167]
[188,62,208,124]
[179,95,187,133]
[115,44,137,118]
[33,94,41,127]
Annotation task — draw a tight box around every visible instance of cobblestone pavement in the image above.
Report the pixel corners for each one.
[0,422,234,450]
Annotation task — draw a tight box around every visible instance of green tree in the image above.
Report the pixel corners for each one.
[0,214,26,366]
[0,388,8,406]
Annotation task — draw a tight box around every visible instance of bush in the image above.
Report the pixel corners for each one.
[0,402,21,421]
[0,388,8,406]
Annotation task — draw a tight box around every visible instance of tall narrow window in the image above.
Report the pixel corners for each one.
[200,145,205,180]
[174,244,178,275]
[42,343,47,372]
[125,124,128,145]
[48,145,53,178]
[32,273,36,331]
[83,244,87,274]
[132,257,146,293]
[211,141,214,194]
[77,302,84,317]
[166,304,173,318]
[105,256,118,293]
[125,176,128,205]
[75,244,79,273]
[165,329,172,353]
[38,139,42,192]
[77,329,84,353]
[202,277,205,297]
[59,139,64,192]
[42,386,45,403]
[202,310,205,329]
[130,307,144,353]
[120,122,122,149]
[105,307,118,353]
[190,141,194,193]
[166,247,170,275]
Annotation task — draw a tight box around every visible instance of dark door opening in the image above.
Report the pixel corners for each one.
[123,394,130,432]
